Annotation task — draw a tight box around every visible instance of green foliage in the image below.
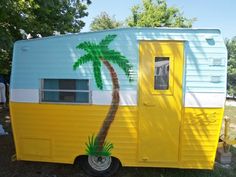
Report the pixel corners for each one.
[102,49,133,82]
[0,0,91,75]
[73,54,92,70]
[76,42,98,54]
[99,34,117,47]
[93,61,103,90]
[98,35,133,82]
[127,0,196,28]
[90,12,122,31]
[75,41,104,89]
[85,135,114,156]
[74,34,133,90]
[0,48,11,75]
[226,37,236,97]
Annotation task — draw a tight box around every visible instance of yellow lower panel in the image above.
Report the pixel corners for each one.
[180,108,224,169]
[10,102,224,169]
[10,102,138,165]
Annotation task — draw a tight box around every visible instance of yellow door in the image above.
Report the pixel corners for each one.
[139,41,184,163]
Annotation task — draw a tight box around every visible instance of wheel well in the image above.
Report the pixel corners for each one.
[73,155,122,167]
[73,155,87,166]
[111,156,122,167]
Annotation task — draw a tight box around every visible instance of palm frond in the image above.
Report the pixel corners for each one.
[74,34,133,91]
[93,61,103,90]
[75,40,104,90]
[73,54,92,70]
[102,49,133,82]
[76,41,97,53]
[99,34,117,48]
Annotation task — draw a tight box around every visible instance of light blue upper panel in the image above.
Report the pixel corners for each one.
[11,30,139,91]
[11,28,227,94]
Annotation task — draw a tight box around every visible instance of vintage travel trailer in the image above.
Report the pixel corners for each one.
[10,28,227,176]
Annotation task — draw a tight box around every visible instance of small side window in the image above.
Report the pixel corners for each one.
[154,57,169,90]
[41,79,90,104]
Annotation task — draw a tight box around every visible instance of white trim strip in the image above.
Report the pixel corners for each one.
[184,92,226,108]
[92,90,137,105]
[11,89,225,107]
[10,89,39,103]
[10,89,137,105]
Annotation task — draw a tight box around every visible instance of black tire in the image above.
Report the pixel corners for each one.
[78,155,121,177]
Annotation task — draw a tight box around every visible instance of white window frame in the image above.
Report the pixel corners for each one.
[39,79,92,104]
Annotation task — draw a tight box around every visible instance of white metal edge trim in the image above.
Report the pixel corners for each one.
[10,89,39,103]
[10,89,137,106]
[184,92,226,108]
[92,90,137,106]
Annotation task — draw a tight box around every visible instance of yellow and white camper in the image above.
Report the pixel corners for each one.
[10,28,227,176]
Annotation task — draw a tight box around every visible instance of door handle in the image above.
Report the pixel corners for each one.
[143,101,156,106]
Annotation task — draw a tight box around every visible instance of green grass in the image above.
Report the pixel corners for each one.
[224,106,236,124]
[85,135,114,156]
[224,106,236,137]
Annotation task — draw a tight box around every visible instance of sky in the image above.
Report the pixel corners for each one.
[81,0,236,38]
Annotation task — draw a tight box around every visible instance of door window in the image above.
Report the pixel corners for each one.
[154,57,170,90]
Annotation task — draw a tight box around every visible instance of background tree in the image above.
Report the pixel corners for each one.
[127,0,196,28]
[90,12,122,31]
[226,37,236,97]
[0,0,91,75]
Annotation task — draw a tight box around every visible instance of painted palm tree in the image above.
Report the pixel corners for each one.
[73,34,133,156]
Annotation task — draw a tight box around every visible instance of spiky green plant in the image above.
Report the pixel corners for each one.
[85,135,114,156]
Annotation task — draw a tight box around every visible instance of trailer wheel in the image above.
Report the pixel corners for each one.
[79,155,121,177]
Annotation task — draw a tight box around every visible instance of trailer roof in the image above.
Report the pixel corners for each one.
[15,27,221,43]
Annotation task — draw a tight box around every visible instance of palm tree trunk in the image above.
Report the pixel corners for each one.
[96,58,120,151]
